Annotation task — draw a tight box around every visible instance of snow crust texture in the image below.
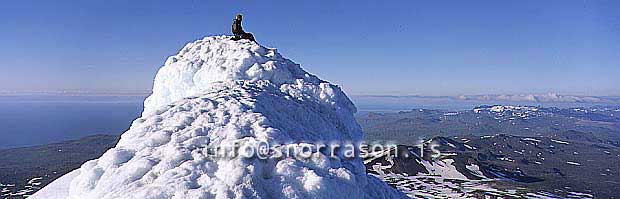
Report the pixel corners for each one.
[32,36,404,199]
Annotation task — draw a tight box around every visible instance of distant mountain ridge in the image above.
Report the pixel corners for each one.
[353,93,620,104]
[458,93,620,103]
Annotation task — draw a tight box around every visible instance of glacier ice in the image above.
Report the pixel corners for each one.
[32,36,405,199]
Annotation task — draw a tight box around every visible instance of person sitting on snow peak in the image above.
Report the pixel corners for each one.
[232,14,256,42]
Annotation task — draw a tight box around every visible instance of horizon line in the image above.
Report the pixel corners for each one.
[2,90,620,98]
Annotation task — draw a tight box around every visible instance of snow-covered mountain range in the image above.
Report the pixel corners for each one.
[31,36,404,199]
[457,93,620,103]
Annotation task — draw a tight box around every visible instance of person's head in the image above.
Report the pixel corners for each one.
[236,14,243,21]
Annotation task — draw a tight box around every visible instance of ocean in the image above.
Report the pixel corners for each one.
[0,95,144,149]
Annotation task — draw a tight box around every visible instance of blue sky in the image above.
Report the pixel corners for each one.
[1,0,618,96]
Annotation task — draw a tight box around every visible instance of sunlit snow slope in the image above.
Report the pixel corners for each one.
[32,36,405,199]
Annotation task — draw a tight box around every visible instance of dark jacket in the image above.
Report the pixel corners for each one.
[232,19,244,35]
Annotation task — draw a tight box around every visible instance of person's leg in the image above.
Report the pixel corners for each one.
[247,33,255,42]
[242,33,256,42]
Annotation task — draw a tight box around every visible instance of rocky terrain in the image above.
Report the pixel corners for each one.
[359,105,620,146]
[0,135,118,198]
[358,105,620,198]
[366,135,618,198]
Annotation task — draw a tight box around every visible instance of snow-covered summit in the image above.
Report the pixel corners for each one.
[32,36,404,199]
[143,35,343,116]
